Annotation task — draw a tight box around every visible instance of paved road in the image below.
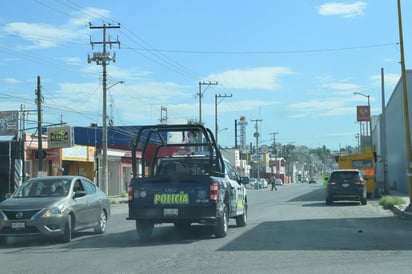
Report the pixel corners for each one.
[1,183,412,274]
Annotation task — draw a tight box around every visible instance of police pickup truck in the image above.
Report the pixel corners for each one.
[127,124,248,240]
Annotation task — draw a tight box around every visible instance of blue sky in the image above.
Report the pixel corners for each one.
[0,1,411,150]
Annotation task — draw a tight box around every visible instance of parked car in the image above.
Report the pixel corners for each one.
[245,178,259,190]
[309,178,317,184]
[325,169,367,205]
[0,176,110,243]
[258,178,268,188]
[274,178,284,185]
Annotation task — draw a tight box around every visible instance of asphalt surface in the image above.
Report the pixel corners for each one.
[109,186,412,219]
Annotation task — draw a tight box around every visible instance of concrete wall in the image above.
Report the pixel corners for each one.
[377,70,412,193]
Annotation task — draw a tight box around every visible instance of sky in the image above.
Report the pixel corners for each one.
[0,1,411,151]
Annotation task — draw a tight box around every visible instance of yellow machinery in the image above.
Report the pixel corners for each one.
[338,152,375,197]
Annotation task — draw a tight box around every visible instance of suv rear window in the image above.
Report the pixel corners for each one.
[330,171,360,181]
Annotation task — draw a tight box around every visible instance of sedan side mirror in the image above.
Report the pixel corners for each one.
[74,190,86,198]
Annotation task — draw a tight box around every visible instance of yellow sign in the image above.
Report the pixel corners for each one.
[154,193,189,204]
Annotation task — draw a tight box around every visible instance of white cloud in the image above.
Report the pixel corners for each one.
[369,73,400,91]
[3,78,20,84]
[206,67,294,90]
[2,7,110,49]
[3,22,86,49]
[68,7,112,26]
[318,2,367,18]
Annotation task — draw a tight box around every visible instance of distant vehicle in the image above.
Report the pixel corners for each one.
[246,178,259,189]
[0,176,110,243]
[274,178,283,185]
[309,178,316,184]
[258,178,268,188]
[325,169,367,206]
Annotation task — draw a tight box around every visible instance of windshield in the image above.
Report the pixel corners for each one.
[13,179,71,198]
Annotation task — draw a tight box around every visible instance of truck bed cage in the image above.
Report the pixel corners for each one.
[130,124,224,178]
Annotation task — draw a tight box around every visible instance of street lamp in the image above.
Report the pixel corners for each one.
[108,81,124,90]
[101,80,124,195]
[354,92,372,152]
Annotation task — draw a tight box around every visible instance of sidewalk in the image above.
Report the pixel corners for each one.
[109,196,128,204]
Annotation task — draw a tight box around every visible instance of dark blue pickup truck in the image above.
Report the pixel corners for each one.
[127,124,248,240]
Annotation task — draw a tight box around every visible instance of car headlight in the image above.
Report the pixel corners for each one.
[42,205,64,218]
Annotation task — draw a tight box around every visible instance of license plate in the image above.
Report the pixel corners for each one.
[11,222,25,229]
[342,183,349,187]
[164,208,178,216]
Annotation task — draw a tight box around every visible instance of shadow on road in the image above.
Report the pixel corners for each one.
[218,216,412,251]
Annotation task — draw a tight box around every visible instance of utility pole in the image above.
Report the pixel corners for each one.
[270,132,279,177]
[88,22,120,195]
[215,93,232,144]
[197,81,218,124]
[397,0,412,208]
[252,119,262,178]
[35,75,43,174]
[380,68,389,194]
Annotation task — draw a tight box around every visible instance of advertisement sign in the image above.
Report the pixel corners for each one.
[47,126,73,148]
[0,111,19,136]
[357,105,370,122]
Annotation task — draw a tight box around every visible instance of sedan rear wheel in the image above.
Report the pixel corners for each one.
[94,210,107,234]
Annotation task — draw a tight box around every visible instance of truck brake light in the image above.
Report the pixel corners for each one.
[128,186,134,201]
[209,182,219,202]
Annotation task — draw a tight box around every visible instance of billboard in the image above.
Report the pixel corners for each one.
[47,126,73,148]
[356,105,370,122]
[0,111,19,136]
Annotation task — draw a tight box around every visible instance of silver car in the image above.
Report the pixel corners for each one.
[0,176,110,243]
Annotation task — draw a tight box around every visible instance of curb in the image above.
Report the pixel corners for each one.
[392,205,412,219]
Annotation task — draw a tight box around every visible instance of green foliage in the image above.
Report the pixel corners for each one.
[379,196,406,209]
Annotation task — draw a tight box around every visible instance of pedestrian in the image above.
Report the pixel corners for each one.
[271,176,278,191]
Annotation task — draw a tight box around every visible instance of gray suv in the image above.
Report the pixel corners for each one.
[325,169,367,205]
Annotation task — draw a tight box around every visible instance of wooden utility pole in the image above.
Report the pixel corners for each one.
[35,75,43,173]
[88,22,120,195]
[397,0,412,207]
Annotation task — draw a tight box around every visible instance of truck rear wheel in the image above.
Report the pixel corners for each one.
[136,221,154,240]
[214,204,228,238]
